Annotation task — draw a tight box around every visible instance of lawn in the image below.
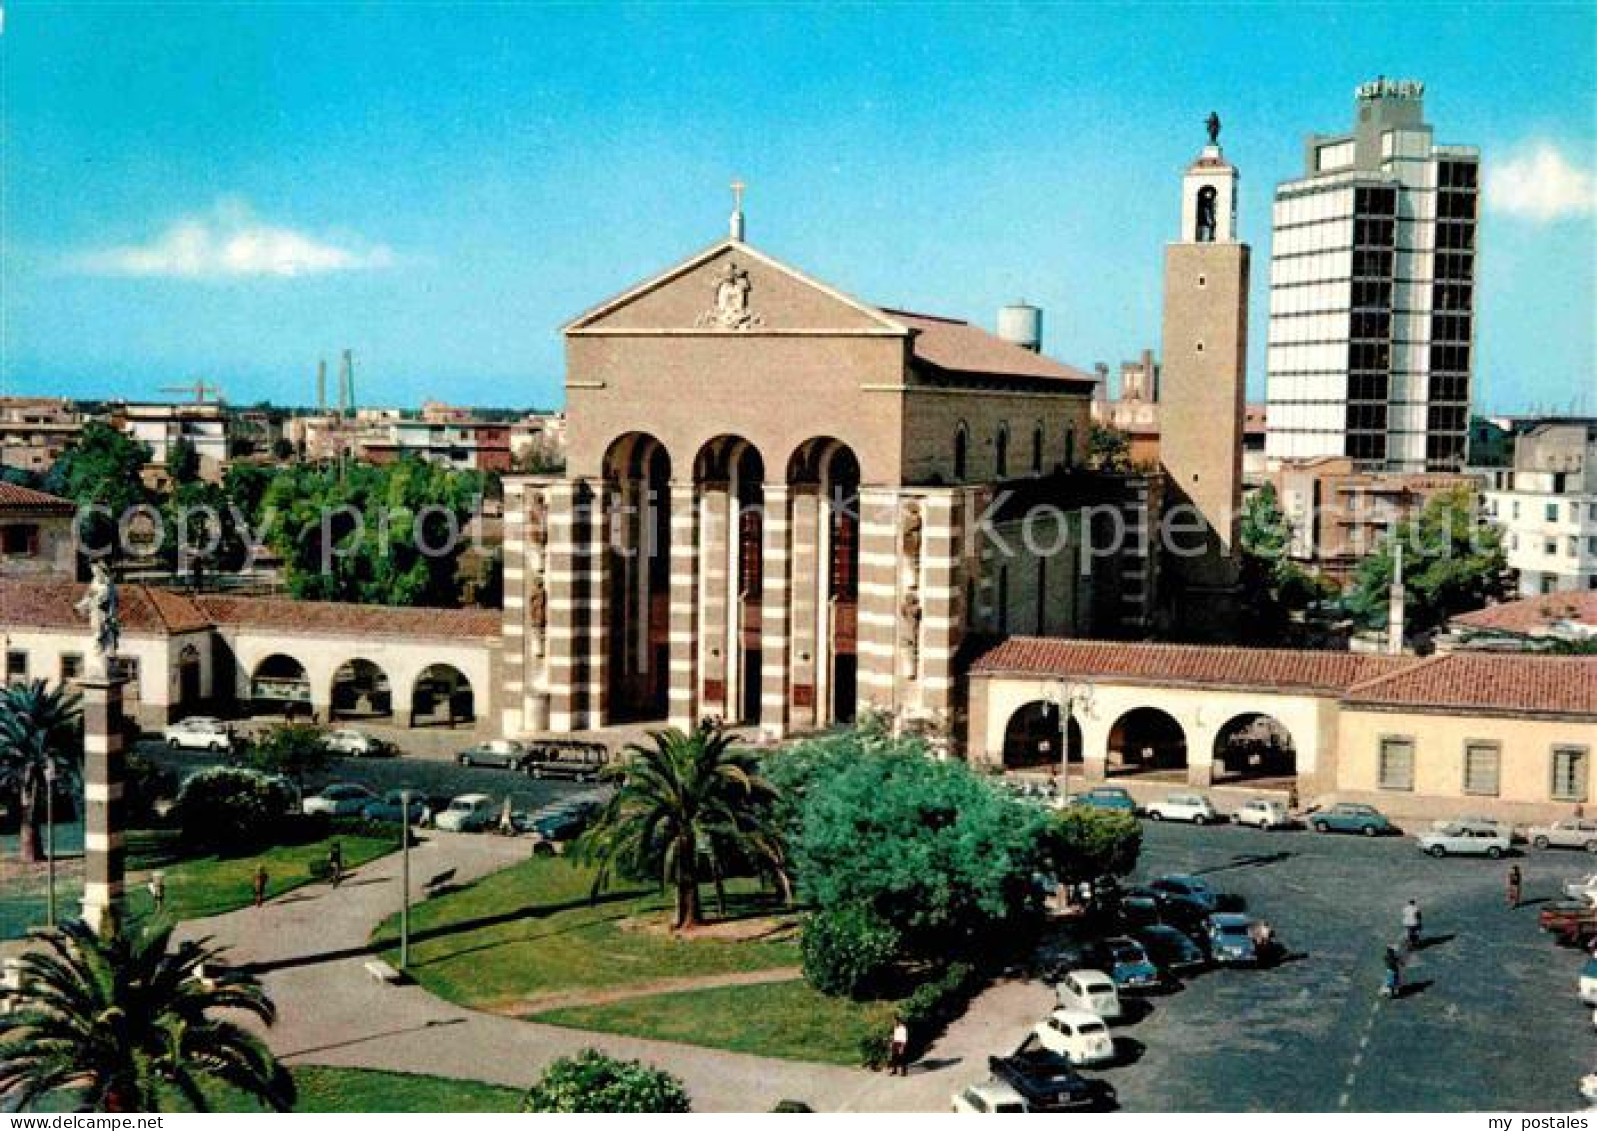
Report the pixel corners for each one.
[28,1066,522,1113]
[371,855,801,1009]
[535,979,896,1066]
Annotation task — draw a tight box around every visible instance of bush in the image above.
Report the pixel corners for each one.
[520,1049,691,1113]
[857,1031,892,1071]
[801,906,901,999]
[1044,807,1142,887]
[174,767,294,853]
[900,961,982,1054]
[123,753,177,826]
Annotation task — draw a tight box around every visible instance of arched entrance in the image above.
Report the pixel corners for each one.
[603,432,672,723]
[1107,707,1188,777]
[696,435,766,725]
[177,644,202,708]
[330,658,392,721]
[249,654,311,718]
[411,664,474,728]
[788,437,860,726]
[1002,701,1084,771]
[1212,713,1297,783]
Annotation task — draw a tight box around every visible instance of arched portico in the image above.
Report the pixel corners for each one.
[1107,707,1188,777]
[603,432,672,723]
[1002,700,1083,771]
[330,658,392,721]
[785,437,861,730]
[691,435,766,727]
[249,653,313,718]
[411,663,475,727]
[1213,712,1297,782]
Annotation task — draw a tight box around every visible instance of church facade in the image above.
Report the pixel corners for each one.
[499,221,1101,740]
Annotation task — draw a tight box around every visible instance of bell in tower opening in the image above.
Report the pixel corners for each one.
[1195,185,1218,242]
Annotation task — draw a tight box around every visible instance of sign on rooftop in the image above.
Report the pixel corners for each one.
[1356,78,1424,101]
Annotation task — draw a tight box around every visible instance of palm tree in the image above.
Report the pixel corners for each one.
[576,725,790,931]
[0,679,83,863]
[0,919,295,1112]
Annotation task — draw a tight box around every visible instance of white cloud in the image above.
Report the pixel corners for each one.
[67,198,396,278]
[1486,141,1597,222]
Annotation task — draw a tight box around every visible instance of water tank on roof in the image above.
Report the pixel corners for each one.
[997,302,1042,353]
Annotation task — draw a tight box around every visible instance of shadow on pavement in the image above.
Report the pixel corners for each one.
[279,1015,469,1060]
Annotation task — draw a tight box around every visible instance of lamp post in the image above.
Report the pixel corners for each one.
[399,787,411,970]
[43,761,57,928]
[1050,680,1094,809]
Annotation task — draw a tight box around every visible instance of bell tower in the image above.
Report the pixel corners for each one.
[1159,115,1250,639]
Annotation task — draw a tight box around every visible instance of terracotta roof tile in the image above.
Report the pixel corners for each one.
[193,595,501,640]
[1343,652,1597,717]
[885,310,1098,385]
[0,579,210,635]
[0,482,75,513]
[1451,590,1597,634]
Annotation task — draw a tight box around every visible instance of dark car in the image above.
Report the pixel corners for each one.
[456,739,528,769]
[1123,883,1211,926]
[523,741,609,782]
[988,1048,1116,1112]
[1539,900,1597,946]
[1150,874,1219,913]
[1132,924,1208,975]
[1101,935,1162,992]
[1072,786,1138,814]
[1310,802,1395,837]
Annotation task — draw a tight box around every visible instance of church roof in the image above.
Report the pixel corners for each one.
[887,310,1099,386]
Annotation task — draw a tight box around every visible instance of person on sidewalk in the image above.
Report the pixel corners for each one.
[1382,944,1404,998]
[1507,864,1523,909]
[328,840,345,888]
[1401,899,1422,949]
[147,871,166,914]
[888,1016,910,1076]
[253,863,269,909]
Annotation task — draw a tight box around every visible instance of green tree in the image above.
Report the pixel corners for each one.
[164,479,251,585]
[174,767,294,854]
[800,905,901,999]
[520,1049,690,1113]
[1345,486,1510,634]
[1237,484,1335,641]
[1086,423,1131,472]
[241,723,331,803]
[1042,807,1142,887]
[44,421,155,560]
[574,725,790,930]
[0,920,293,1112]
[167,437,201,485]
[793,739,1051,954]
[0,680,82,863]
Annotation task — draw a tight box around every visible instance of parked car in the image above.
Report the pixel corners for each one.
[1530,819,1597,853]
[1118,886,1208,938]
[302,783,378,817]
[1100,936,1162,992]
[523,740,609,782]
[521,807,590,842]
[1131,924,1208,975]
[951,1079,1029,1114]
[435,793,498,832]
[1233,798,1292,830]
[1054,969,1122,1020]
[1150,874,1220,913]
[361,790,431,826]
[324,728,396,758]
[1204,912,1259,965]
[162,716,235,752]
[1565,874,1597,903]
[1033,1009,1115,1067]
[1582,957,1597,1007]
[1310,802,1395,837]
[1072,786,1137,814]
[1539,900,1597,946]
[988,1048,1116,1111]
[1145,793,1220,825]
[456,739,528,769]
[1418,822,1512,858]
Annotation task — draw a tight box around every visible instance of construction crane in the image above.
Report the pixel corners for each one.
[159,379,223,404]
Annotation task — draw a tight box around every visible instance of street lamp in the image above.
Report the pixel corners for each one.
[43,761,57,928]
[399,787,412,970]
[1049,680,1094,809]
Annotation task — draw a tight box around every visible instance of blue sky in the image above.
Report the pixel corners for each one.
[2,2,1593,413]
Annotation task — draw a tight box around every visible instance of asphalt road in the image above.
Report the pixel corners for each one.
[1084,820,1594,1112]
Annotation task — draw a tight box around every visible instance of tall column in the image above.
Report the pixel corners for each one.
[918,490,964,727]
[855,488,900,718]
[759,484,792,737]
[698,482,731,720]
[667,482,702,732]
[80,675,127,933]
[501,481,528,735]
[544,481,582,733]
[787,487,821,730]
[584,484,609,729]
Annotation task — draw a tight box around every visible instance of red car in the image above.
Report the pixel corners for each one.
[1539,900,1597,946]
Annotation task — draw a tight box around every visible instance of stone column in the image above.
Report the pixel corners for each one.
[666,482,701,733]
[698,482,731,720]
[917,490,964,727]
[759,484,791,737]
[501,481,528,735]
[80,675,127,934]
[855,488,900,718]
[786,487,821,730]
[584,484,609,729]
[544,481,582,733]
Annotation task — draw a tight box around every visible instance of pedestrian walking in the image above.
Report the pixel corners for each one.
[1382,943,1404,998]
[888,1016,910,1076]
[253,863,269,908]
[1507,864,1523,909]
[328,840,345,888]
[1287,783,1300,814]
[1401,899,1422,949]
[147,871,166,914]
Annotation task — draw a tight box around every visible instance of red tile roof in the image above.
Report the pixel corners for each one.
[193,595,501,640]
[885,310,1098,386]
[968,636,1411,694]
[0,579,211,635]
[0,482,74,513]
[1451,590,1597,634]
[1344,653,1597,717]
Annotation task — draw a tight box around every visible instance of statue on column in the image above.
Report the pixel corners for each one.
[900,589,923,677]
[75,561,121,679]
[527,571,547,656]
[1205,111,1221,146]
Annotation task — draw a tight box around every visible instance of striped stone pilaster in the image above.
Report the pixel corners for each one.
[698,482,731,720]
[855,488,901,716]
[759,484,792,736]
[501,481,528,734]
[667,482,701,732]
[544,481,583,733]
[80,676,127,933]
[917,489,966,722]
[787,487,821,731]
[584,484,609,729]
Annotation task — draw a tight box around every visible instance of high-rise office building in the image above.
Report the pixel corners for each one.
[1265,79,1480,473]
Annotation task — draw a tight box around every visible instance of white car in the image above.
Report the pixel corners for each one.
[1054,969,1122,1020]
[1145,793,1219,825]
[1233,798,1292,829]
[1033,1008,1115,1067]
[1580,957,1597,1007]
[951,1079,1029,1114]
[1566,874,1597,903]
[162,716,235,752]
[1418,822,1512,858]
[324,729,391,758]
[301,783,377,816]
[1529,819,1597,853]
[435,793,498,832]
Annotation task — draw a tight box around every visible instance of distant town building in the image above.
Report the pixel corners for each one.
[118,402,230,483]
[0,396,82,474]
[0,482,76,581]
[361,417,512,473]
[1265,78,1479,473]
[1482,419,1597,595]
[1438,588,1597,652]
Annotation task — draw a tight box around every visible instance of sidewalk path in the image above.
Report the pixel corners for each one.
[181,831,1038,1112]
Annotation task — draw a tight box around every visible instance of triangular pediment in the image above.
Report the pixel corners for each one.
[564,240,909,336]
